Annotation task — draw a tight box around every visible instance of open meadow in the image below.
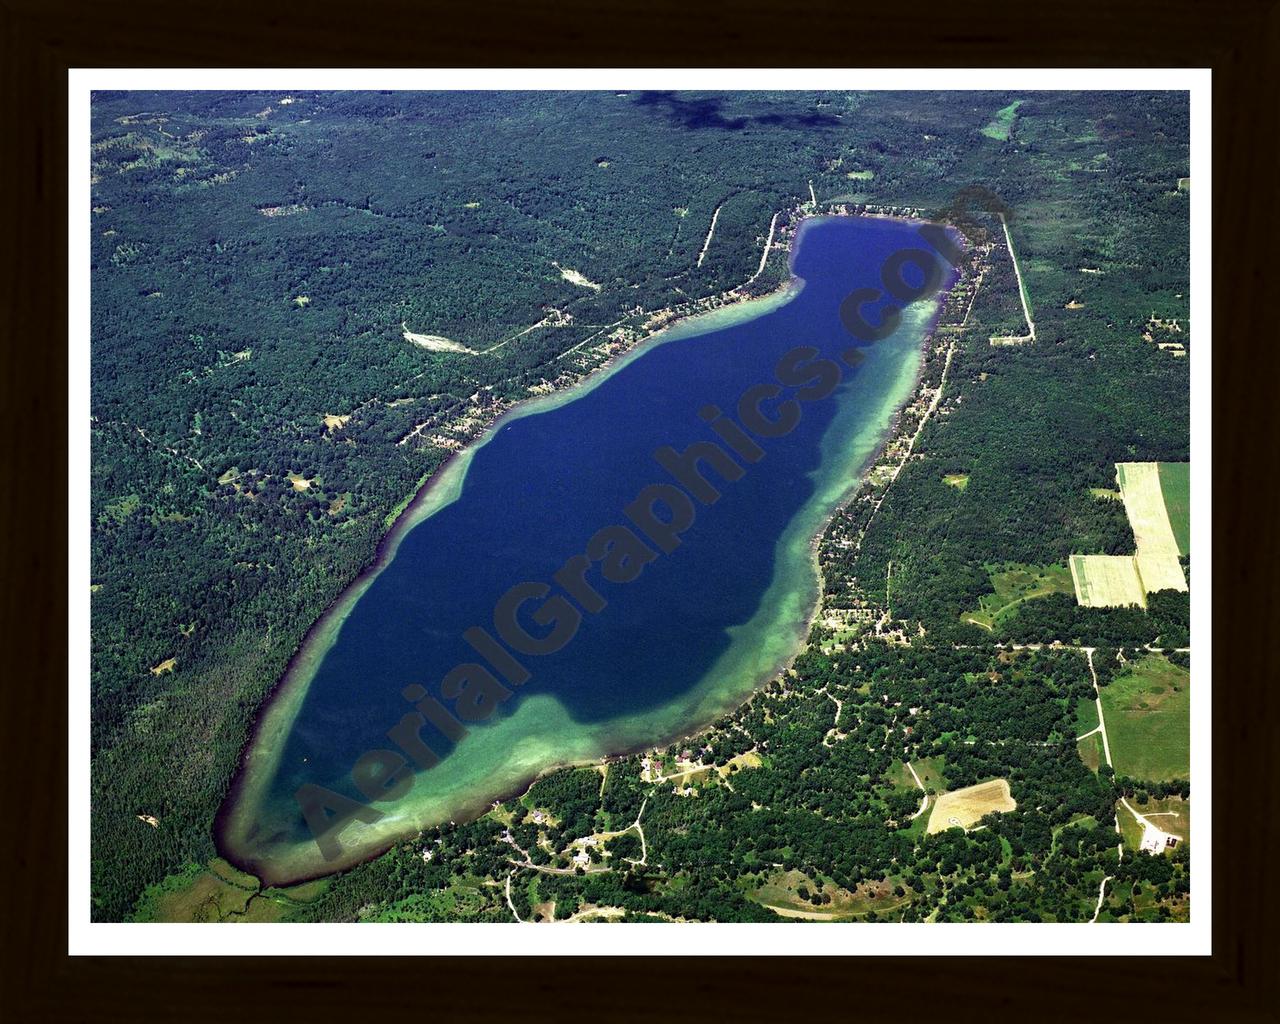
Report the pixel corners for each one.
[748,869,911,921]
[1099,654,1190,780]
[963,563,1074,629]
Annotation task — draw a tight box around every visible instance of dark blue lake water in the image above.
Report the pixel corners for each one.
[225,215,954,875]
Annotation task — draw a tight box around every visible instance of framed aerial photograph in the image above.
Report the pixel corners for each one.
[5,4,1275,1013]
[69,70,1209,955]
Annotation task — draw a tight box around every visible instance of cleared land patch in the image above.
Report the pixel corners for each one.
[988,213,1035,345]
[553,262,602,291]
[1074,696,1100,735]
[943,472,970,491]
[908,756,946,792]
[888,755,945,794]
[927,778,1016,834]
[716,750,763,779]
[981,100,1022,141]
[1099,654,1189,781]
[963,563,1074,628]
[1119,796,1191,851]
[402,323,477,354]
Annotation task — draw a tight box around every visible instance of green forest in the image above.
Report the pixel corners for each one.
[89,90,1190,923]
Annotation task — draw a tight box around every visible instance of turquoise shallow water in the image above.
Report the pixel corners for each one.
[219,215,956,884]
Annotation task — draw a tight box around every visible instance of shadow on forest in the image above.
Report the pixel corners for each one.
[632,91,842,131]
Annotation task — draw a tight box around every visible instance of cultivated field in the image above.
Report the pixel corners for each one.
[1099,654,1190,781]
[1070,554,1146,608]
[1117,462,1187,592]
[1136,552,1188,594]
[1072,463,1189,607]
[927,778,1016,834]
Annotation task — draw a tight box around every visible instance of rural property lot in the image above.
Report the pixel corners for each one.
[927,779,1016,834]
[1098,654,1190,781]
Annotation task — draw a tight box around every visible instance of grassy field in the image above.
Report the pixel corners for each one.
[1077,732,1105,773]
[927,778,1016,834]
[1116,800,1146,849]
[1074,696,1100,735]
[888,755,946,794]
[1118,795,1191,852]
[1158,461,1191,555]
[1099,654,1190,781]
[130,858,256,922]
[943,472,970,491]
[749,869,910,920]
[981,100,1023,141]
[1070,554,1146,608]
[962,562,1074,629]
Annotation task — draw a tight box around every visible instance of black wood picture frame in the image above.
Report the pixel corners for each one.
[3,1,1275,1019]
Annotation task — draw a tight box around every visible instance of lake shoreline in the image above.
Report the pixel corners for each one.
[214,242,807,880]
[216,212,965,887]
[518,249,967,795]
